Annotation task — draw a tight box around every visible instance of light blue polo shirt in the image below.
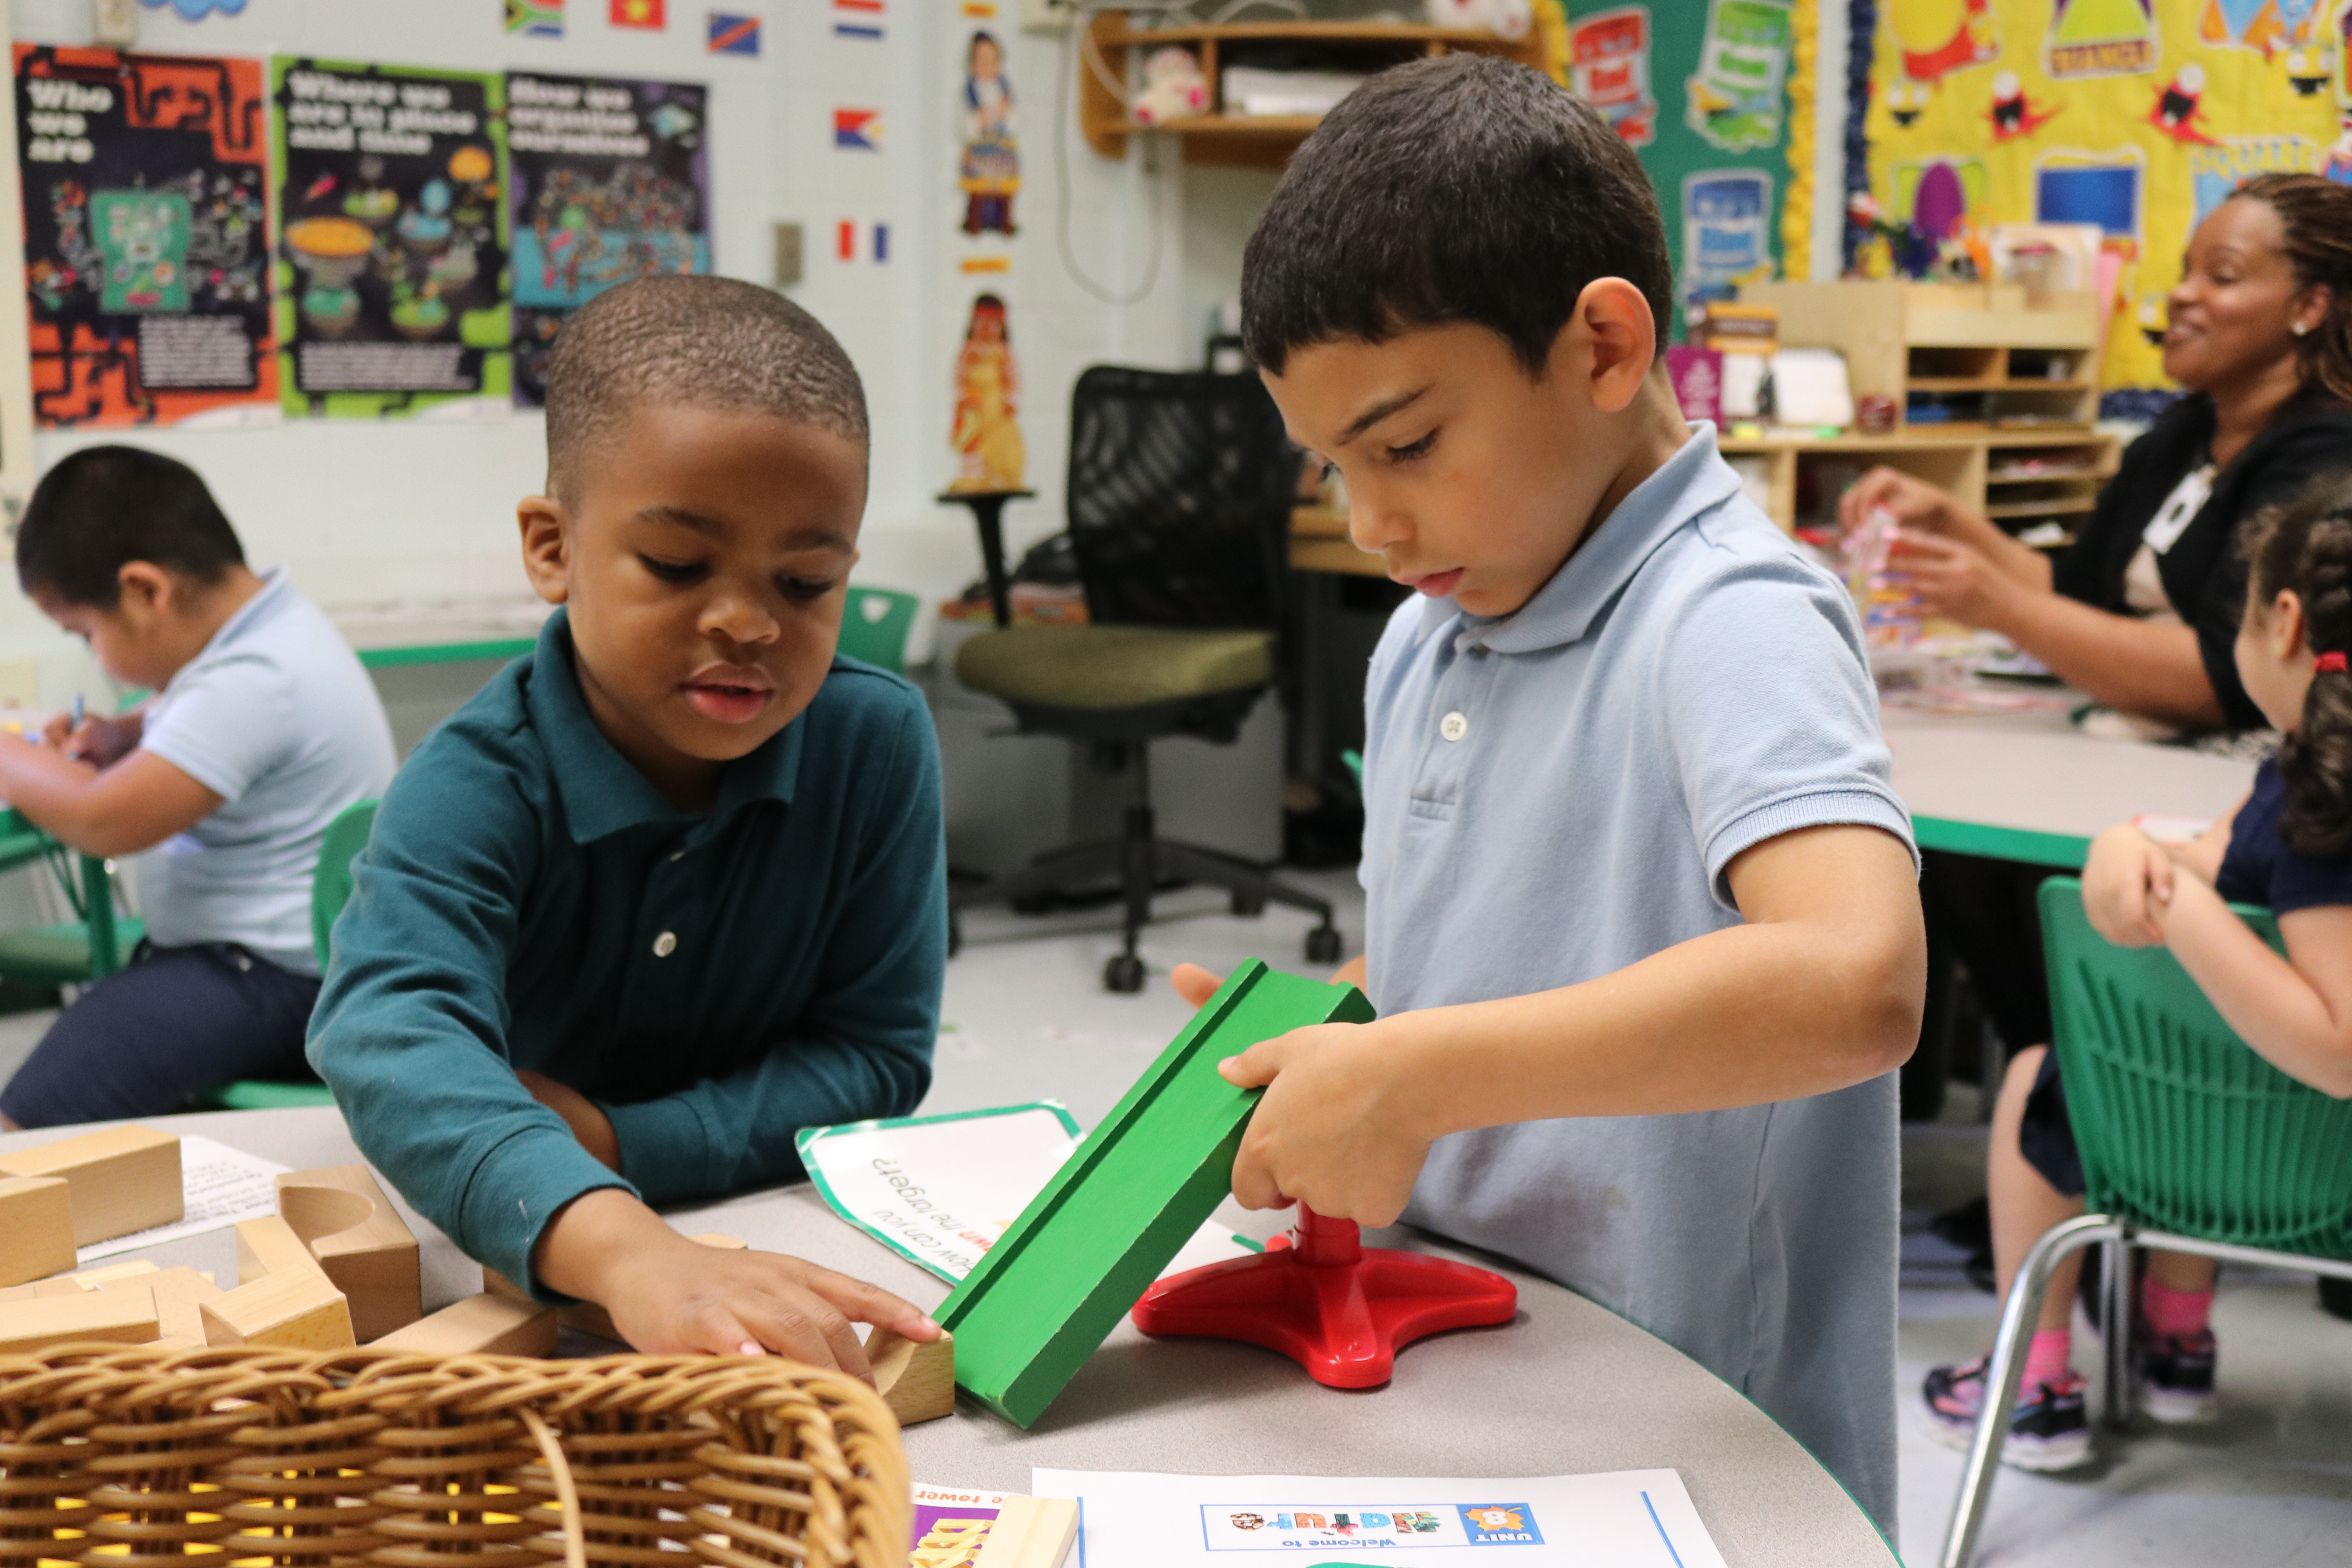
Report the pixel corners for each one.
[1363,425,1914,1534]
[136,568,396,975]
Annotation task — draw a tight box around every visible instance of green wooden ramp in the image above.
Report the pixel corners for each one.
[937,959,1374,1427]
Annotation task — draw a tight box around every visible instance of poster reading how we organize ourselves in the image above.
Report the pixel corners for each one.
[506,72,709,407]
[13,46,276,427]
[271,59,509,417]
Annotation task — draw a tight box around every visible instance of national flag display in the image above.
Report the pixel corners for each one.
[611,0,665,27]
[707,11,760,54]
[833,108,883,149]
[832,0,884,40]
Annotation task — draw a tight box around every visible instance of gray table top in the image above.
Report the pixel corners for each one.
[0,1109,1893,1568]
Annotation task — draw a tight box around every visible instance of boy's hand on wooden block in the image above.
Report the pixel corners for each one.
[0,1284,159,1353]
[0,1125,180,1245]
[372,1292,558,1357]
[0,1176,74,1287]
[864,1325,954,1425]
[275,1164,422,1341]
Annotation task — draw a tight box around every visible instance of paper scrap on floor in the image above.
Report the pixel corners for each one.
[74,1134,289,1265]
[797,1103,1256,1284]
[1030,1468,1727,1567]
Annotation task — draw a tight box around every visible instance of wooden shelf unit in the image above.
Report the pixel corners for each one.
[1717,428,2119,537]
[1080,14,1543,166]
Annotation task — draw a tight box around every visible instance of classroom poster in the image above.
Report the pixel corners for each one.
[506,71,709,406]
[1862,0,2352,391]
[13,46,276,427]
[271,58,509,417]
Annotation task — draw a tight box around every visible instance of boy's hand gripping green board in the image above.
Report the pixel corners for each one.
[935,958,1373,1427]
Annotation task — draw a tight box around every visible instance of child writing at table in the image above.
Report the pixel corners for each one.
[0,447,395,1129]
[1171,56,1926,1532]
[308,276,947,1376]
[1924,480,2352,1471]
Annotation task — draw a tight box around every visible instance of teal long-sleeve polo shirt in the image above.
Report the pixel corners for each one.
[307,610,945,1294]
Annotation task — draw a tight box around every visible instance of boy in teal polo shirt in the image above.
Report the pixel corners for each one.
[1174,59,1924,1528]
[309,276,945,1373]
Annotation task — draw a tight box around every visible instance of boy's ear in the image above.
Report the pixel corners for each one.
[1563,277,1658,415]
[115,561,171,617]
[517,495,573,606]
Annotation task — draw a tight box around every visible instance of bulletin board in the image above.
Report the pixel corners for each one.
[1858,0,2351,391]
[1568,2,1815,328]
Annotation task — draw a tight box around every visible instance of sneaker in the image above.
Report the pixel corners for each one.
[1921,1355,2095,1472]
[2136,1327,2218,1425]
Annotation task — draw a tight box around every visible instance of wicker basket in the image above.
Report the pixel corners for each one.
[0,1344,911,1568]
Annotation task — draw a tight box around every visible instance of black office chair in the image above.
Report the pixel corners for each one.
[951,365,1341,992]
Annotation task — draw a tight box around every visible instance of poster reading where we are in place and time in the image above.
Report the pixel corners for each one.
[14,46,276,428]
[272,58,509,417]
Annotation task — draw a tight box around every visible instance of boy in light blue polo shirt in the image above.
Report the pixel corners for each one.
[1173,58,1924,1531]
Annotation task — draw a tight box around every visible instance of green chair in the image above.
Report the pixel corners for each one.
[1940,878,2352,1567]
[837,585,921,675]
[0,809,141,989]
[203,799,379,1113]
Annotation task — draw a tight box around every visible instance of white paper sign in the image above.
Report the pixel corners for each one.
[797,1103,1254,1284]
[74,1133,290,1265]
[1030,1468,1729,1567]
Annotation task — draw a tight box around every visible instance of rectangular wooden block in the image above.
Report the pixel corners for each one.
[276,1165,422,1342]
[936,960,1374,1428]
[867,1326,954,1426]
[0,1125,181,1245]
[201,1269,354,1351]
[372,1292,559,1357]
[0,1176,74,1287]
[68,1259,159,1290]
[0,1284,158,1354]
[109,1267,221,1347]
[974,1495,1080,1568]
[236,1216,324,1285]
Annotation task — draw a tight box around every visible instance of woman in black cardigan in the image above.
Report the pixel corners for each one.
[1843,174,2352,733]
[1839,173,2352,1107]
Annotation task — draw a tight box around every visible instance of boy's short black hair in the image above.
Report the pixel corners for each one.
[15,445,245,609]
[543,274,869,503]
[1241,53,1673,379]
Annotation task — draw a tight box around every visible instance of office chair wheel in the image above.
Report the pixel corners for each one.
[1230,891,1267,917]
[1103,952,1147,993]
[1305,925,1343,965]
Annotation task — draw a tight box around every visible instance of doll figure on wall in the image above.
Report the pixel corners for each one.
[950,293,1026,492]
[960,31,1020,237]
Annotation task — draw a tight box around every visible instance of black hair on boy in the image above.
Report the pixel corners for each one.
[15,445,245,610]
[1241,53,1673,379]
[543,274,869,503]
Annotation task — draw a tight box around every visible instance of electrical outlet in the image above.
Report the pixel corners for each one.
[1020,0,1077,32]
[91,0,139,46]
[771,222,803,288]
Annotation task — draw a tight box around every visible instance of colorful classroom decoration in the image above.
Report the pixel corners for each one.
[837,218,889,262]
[13,46,276,427]
[271,59,510,417]
[138,0,246,18]
[507,72,710,406]
[706,13,761,56]
[1686,0,1796,151]
[1570,7,1659,144]
[1857,0,2352,391]
[832,0,885,41]
[834,107,883,150]
[949,292,1023,492]
[611,0,665,26]
[506,0,565,38]
[959,31,1018,238]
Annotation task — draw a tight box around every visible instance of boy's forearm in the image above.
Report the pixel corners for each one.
[1385,910,1921,1136]
[2160,878,2352,1096]
[0,735,102,842]
[532,1186,676,1302]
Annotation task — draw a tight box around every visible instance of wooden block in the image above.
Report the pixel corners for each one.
[936,960,1373,1428]
[67,1259,159,1290]
[973,1495,1080,1568]
[236,1216,325,1285]
[866,1326,954,1425]
[0,1125,181,1246]
[276,1165,421,1342]
[0,1177,74,1287]
[200,1269,354,1351]
[105,1267,221,1347]
[371,1292,558,1357]
[0,1285,159,1354]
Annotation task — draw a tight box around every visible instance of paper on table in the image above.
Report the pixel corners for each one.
[796,1103,1256,1285]
[74,1133,290,1265]
[1030,1468,1729,1567]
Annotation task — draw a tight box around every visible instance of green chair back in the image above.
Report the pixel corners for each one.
[311,799,377,973]
[2039,877,2352,1259]
[837,585,921,675]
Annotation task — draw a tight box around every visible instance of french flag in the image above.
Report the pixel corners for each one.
[836,220,890,263]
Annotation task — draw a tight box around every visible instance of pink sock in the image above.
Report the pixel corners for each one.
[2142,1276,2213,1338]
[2020,1328,2073,1391]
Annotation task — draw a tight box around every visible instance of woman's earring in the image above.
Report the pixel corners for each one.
[2295,321,2313,336]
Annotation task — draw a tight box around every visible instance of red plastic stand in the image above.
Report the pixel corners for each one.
[1129,1206,1518,1388]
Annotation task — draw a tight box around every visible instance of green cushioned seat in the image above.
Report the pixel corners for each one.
[955,625,1274,710]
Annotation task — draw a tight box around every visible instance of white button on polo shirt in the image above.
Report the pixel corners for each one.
[1439,711,1469,742]
[652,931,677,957]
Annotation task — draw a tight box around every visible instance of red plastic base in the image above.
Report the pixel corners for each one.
[1130,1207,1518,1388]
